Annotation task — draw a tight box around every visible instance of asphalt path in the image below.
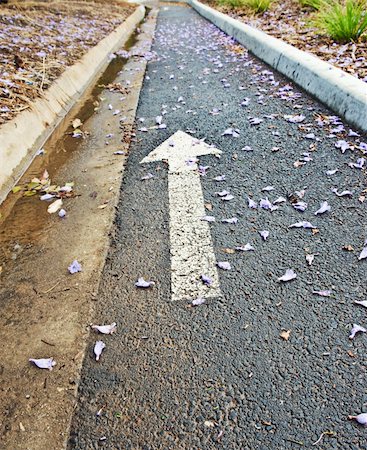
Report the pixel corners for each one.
[69,5,367,449]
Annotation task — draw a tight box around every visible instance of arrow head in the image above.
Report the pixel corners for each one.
[140,130,222,165]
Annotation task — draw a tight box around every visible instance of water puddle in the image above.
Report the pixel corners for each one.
[0,30,139,265]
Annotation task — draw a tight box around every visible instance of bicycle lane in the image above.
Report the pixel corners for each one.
[68,5,367,449]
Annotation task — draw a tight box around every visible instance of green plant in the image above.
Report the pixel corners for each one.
[299,0,324,10]
[243,0,272,12]
[217,0,245,7]
[315,0,367,42]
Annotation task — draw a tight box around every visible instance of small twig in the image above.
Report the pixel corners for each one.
[286,438,304,446]
[41,339,56,347]
[41,280,60,294]
[312,431,336,446]
[40,55,46,91]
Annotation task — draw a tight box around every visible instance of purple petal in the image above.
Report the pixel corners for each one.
[349,413,367,426]
[358,247,367,261]
[326,169,338,175]
[354,300,367,308]
[135,277,155,288]
[314,201,331,215]
[94,341,106,361]
[201,274,213,285]
[349,324,367,340]
[259,197,273,210]
[29,358,56,370]
[262,186,274,192]
[235,243,254,251]
[313,290,332,297]
[259,230,269,241]
[68,260,82,274]
[141,173,154,181]
[192,297,206,306]
[248,197,258,209]
[217,261,231,270]
[306,254,315,266]
[222,194,234,201]
[216,190,230,197]
[222,217,238,224]
[201,215,216,222]
[278,269,297,282]
[58,209,66,218]
[293,201,307,212]
[289,221,316,229]
[241,146,253,152]
[331,188,353,197]
[273,196,286,204]
[284,114,305,123]
[91,323,117,334]
[213,175,226,181]
[40,193,55,201]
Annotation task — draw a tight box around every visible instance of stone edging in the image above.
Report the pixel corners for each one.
[0,5,145,204]
[189,0,367,132]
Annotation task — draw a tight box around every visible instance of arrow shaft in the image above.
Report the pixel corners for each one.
[168,166,221,301]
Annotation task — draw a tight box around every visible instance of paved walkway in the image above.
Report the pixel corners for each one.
[69,5,367,449]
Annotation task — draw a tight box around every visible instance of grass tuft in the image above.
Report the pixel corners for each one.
[314,0,367,42]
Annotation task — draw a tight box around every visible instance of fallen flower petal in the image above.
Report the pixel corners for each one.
[349,324,367,339]
[91,323,117,335]
[58,209,66,218]
[306,254,315,266]
[358,247,367,260]
[348,413,367,426]
[192,297,206,306]
[216,190,230,197]
[213,175,226,181]
[314,201,331,215]
[141,173,154,181]
[47,199,63,214]
[201,215,216,222]
[68,260,82,274]
[259,230,269,241]
[289,221,317,229]
[262,186,274,192]
[40,193,55,201]
[273,196,286,204]
[94,341,106,361]
[217,261,231,270]
[201,274,212,285]
[278,269,297,282]
[29,358,56,370]
[235,243,254,251]
[313,290,332,297]
[326,169,338,175]
[222,218,238,224]
[331,188,353,197]
[248,197,257,209]
[259,197,273,210]
[135,277,155,288]
[293,201,307,212]
[354,300,367,308]
[222,194,234,201]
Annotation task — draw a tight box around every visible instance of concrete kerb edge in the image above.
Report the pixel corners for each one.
[0,5,145,205]
[189,0,367,132]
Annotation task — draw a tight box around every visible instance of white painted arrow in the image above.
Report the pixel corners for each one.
[141,130,223,301]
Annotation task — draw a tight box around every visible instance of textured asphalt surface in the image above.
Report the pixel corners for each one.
[69,5,367,449]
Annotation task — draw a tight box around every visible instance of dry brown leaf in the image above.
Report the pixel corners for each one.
[343,245,354,252]
[312,228,320,235]
[204,203,213,211]
[223,248,235,254]
[280,330,291,341]
[347,350,356,358]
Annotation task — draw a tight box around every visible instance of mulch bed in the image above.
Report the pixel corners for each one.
[0,0,135,124]
[205,0,367,83]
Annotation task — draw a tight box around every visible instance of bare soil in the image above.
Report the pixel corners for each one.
[205,0,367,82]
[0,0,135,124]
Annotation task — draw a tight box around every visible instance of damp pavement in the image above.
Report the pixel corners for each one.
[68,5,367,449]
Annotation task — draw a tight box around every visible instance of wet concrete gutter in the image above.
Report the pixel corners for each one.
[0,9,158,450]
[0,5,145,205]
[189,0,367,132]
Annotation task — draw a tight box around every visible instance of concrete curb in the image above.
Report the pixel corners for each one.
[0,5,145,205]
[189,0,367,132]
